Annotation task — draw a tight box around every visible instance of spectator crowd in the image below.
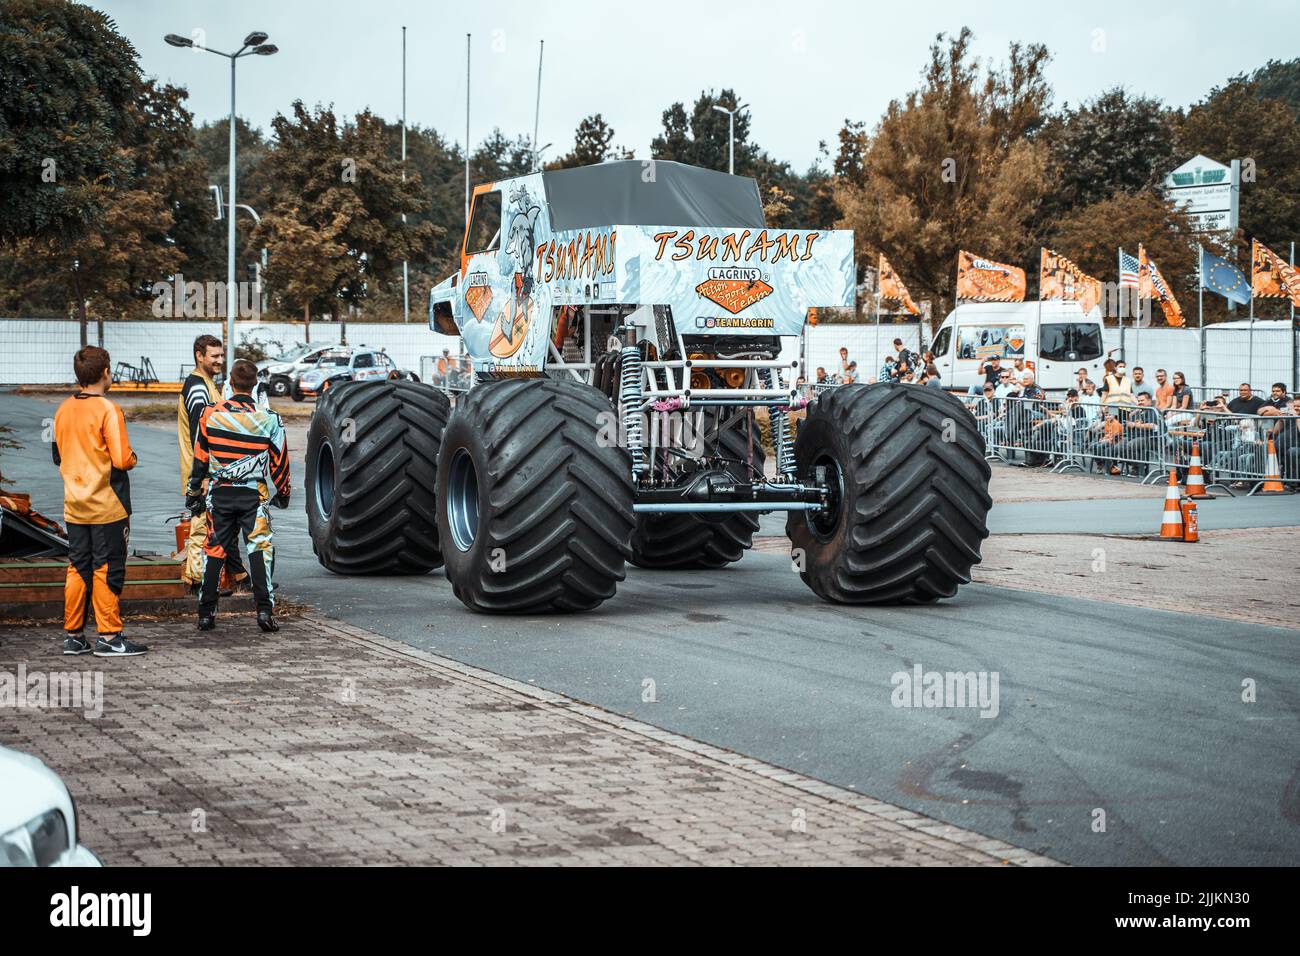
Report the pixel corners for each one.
[806,343,1298,490]
[962,356,1299,487]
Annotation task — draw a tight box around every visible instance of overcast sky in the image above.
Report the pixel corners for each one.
[95,0,1295,171]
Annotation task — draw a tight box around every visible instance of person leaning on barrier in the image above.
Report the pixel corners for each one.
[1265,383,1290,411]
[1274,397,1300,480]
[1078,379,1102,422]
[1116,392,1167,475]
[1028,388,1084,464]
[1228,383,1266,416]
[1008,372,1049,464]
[1089,410,1126,474]
[1170,372,1193,412]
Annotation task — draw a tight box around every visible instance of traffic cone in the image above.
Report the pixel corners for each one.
[1158,469,1184,540]
[1185,442,1215,499]
[1258,439,1286,494]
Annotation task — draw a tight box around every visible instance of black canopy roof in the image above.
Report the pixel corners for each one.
[540,160,765,231]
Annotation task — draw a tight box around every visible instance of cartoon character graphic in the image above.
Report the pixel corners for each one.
[489,184,542,359]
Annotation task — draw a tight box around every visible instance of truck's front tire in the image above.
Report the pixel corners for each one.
[787,383,991,604]
[305,379,449,575]
[436,378,634,613]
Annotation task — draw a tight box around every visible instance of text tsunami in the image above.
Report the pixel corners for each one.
[652,229,820,263]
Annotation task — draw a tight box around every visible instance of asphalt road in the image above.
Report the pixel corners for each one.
[3,391,1298,866]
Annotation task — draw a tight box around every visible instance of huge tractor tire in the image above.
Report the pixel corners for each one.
[436,378,634,613]
[629,408,766,569]
[305,379,449,575]
[787,383,991,605]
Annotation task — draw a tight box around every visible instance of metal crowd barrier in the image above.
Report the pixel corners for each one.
[964,395,1300,495]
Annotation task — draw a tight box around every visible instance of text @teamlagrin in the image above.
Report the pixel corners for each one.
[891,664,1000,718]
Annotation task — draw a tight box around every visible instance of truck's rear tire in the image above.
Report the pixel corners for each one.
[629,408,766,569]
[787,383,991,604]
[436,378,634,613]
[306,379,449,575]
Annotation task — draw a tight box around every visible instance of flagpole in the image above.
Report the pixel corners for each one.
[1198,245,1206,391]
[1292,241,1297,393]
[1248,271,1255,392]
[1117,247,1125,361]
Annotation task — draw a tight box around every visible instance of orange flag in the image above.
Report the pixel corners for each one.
[878,254,920,315]
[1137,244,1185,327]
[1039,248,1103,316]
[956,250,1025,302]
[1251,239,1300,307]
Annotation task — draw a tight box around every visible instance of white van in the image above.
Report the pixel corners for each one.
[929,301,1106,393]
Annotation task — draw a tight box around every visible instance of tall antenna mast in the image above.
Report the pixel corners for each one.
[401,25,408,322]
[465,33,471,225]
[533,40,544,171]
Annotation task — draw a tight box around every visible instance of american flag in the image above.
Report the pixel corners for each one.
[1119,250,1140,288]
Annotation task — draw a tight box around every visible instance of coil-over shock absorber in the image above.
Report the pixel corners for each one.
[763,367,796,478]
[619,342,646,478]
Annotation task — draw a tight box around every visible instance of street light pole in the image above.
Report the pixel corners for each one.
[401,25,409,323]
[226,54,238,370]
[711,102,746,175]
[165,30,277,374]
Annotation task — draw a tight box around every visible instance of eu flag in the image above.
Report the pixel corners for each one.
[1200,248,1251,305]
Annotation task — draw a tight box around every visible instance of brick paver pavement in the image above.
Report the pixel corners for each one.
[0,613,1055,867]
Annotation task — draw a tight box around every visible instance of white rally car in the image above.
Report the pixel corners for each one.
[0,746,101,866]
[293,347,418,401]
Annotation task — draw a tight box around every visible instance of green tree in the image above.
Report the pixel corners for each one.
[1039,88,1178,216]
[651,88,752,173]
[0,0,142,243]
[255,102,444,334]
[834,28,1053,315]
[1242,58,1300,114]
[1177,77,1300,253]
[552,114,624,168]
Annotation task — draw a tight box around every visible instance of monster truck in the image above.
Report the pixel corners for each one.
[305,160,991,610]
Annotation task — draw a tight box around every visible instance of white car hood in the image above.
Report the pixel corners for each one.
[0,747,72,834]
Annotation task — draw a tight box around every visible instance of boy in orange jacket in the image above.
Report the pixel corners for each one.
[52,347,147,657]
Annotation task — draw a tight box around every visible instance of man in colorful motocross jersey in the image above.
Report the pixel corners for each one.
[52,347,147,657]
[186,359,291,633]
[178,333,245,590]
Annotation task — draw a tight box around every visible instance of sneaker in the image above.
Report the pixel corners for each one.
[197,616,215,631]
[257,611,279,633]
[63,634,92,656]
[93,634,148,657]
